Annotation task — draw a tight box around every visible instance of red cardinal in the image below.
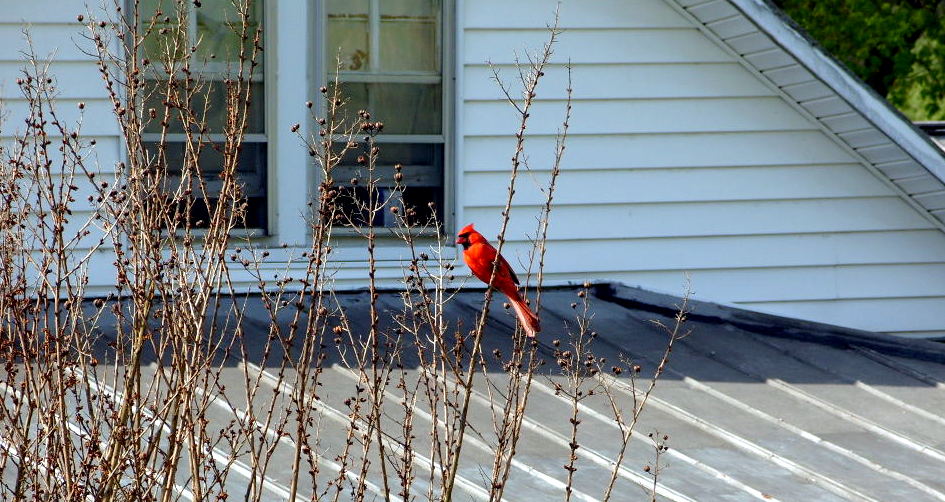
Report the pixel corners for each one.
[456,223,540,337]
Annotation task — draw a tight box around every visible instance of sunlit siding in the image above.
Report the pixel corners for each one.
[1,3,121,287]
[459,0,945,337]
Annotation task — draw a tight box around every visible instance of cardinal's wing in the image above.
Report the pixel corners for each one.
[497,253,519,286]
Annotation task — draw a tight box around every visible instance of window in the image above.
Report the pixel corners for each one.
[139,0,268,231]
[325,0,447,228]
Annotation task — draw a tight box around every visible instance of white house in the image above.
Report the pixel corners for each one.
[3,0,945,338]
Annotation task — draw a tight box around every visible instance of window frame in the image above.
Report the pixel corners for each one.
[135,0,273,237]
[312,0,455,237]
[126,0,457,250]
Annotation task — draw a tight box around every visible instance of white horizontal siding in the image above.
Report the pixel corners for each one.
[610,264,945,302]
[464,0,691,29]
[224,259,419,292]
[464,62,773,101]
[465,165,893,205]
[464,131,857,171]
[0,62,108,99]
[460,0,945,336]
[465,28,733,65]
[466,198,934,240]
[19,211,113,251]
[465,97,815,136]
[3,2,111,23]
[0,3,121,287]
[525,230,945,271]
[2,98,119,137]
[0,23,117,62]
[0,137,120,174]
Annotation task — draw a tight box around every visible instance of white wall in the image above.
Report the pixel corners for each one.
[5,0,945,338]
[459,0,945,338]
[0,3,121,288]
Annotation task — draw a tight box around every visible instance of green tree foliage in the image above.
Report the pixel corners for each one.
[775,0,945,120]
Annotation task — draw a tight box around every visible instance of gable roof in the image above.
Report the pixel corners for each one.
[668,0,945,228]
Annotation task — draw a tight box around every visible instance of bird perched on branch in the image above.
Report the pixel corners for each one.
[456,223,540,337]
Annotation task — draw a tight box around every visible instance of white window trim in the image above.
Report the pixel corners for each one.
[120,0,462,272]
[307,0,456,241]
[216,0,460,261]
[269,0,310,246]
[449,0,462,237]
[135,0,276,237]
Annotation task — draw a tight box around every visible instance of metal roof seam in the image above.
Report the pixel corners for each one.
[677,376,945,500]
[529,380,744,502]
[246,362,491,502]
[765,379,945,464]
[585,317,945,499]
[852,346,945,389]
[603,375,884,502]
[333,365,576,501]
[745,335,945,429]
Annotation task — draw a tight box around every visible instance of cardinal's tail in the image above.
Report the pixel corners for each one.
[509,295,541,338]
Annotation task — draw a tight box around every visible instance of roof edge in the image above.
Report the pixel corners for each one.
[595,282,945,364]
[729,0,945,183]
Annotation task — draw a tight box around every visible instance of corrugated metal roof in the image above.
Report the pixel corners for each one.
[31,284,945,501]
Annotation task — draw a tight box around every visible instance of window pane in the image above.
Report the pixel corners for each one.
[139,1,268,231]
[143,141,268,229]
[325,0,445,229]
[369,142,440,166]
[195,1,263,63]
[139,0,188,62]
[327,0,370,71]
[143,81,265,135]
[331,143,443,228]
[339,82,441,135]
[201,81,266,134]
[380,0,439,72]
[333,186,442,228]
[143,142,267,194]
[334,143,443,187]
[168,196,267,229]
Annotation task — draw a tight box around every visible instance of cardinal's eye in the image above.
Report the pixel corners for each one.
[458,233,470,239]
